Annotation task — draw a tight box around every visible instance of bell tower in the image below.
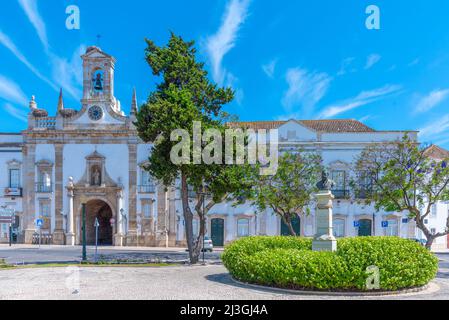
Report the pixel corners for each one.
[81,46,121,114]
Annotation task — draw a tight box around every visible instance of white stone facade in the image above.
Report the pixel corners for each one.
[0,46,448,249]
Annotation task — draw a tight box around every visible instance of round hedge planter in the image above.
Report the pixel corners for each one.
[222,236,438,292]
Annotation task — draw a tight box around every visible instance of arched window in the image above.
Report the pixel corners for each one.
[333,219,345,238]
[237,218,250,237]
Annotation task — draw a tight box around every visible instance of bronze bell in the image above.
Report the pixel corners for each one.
[93,73,103,91]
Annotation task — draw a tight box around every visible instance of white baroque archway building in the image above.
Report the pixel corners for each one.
[0,46,447,249]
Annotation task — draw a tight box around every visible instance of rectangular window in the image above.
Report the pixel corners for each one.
[331,171,347,198]
[431,205,437,218]
[141,170,151,186]
[39,200,51,218]
[1,224,7,238]
[142,202,151,218]
[333,219,345,238]
[331,171,346,190]
[237,219,250,237]
[386,219,399,236]
[9,169,20,188]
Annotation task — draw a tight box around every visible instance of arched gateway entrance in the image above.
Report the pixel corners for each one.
[85,200,113,245]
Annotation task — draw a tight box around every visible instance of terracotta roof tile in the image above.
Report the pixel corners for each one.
[228,119,376,133]
[424,145,449,160]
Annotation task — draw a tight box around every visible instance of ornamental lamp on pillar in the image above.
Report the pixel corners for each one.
[78,194,88,261]
[312,170,337,252]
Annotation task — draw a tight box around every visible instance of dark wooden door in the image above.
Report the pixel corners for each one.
[211,218,224,247]
[358,219,372,237]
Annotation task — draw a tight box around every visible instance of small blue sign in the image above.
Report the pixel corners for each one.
[353,221,360,228]
[402,218,409,224]
[381,221,389,228]
[36,219,44,227]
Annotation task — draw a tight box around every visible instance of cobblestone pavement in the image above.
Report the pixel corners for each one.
[0,256,447,300]
[0,245,222,265]
[0,246,448,300]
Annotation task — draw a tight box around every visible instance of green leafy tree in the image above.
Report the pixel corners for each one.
[239,151,323,236]
[135,33,251,264]
[353,135,449,249]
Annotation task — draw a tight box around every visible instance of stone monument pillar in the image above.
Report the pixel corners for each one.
[312,171,337,252]
[114,189,124,247]
[66,177,75,246]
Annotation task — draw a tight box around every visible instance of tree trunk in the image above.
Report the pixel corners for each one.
[191,194,206,263]
[181,173,198,264]
[425,237,435,250]
[413,211,435,251]
[283,215,297,236]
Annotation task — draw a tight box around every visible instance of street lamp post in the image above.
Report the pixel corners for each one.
[120,208,127,245]
[82,203,87,261]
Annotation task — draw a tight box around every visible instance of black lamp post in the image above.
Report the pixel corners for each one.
[82,203,87,261]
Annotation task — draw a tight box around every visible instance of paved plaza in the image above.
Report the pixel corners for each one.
[1,245,449,300]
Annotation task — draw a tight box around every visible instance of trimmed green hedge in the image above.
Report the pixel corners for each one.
[222,236,438,291]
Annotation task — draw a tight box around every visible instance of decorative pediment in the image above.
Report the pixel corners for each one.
[86,151,106,161]
[328,160,350,169]
[73,150,120,189]
[278,120,317,142]
[81,46,115,61]
[7,159,22,168]
[35,159,54,167]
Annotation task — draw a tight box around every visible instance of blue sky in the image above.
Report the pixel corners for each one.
[1,0,449,147]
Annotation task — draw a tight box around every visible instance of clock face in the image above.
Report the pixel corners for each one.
[88,105,103,121]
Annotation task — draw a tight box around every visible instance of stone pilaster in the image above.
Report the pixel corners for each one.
[52,144,65,245]
[126,144,138,245]
[408,218,417,238]
[155,184,168,246]
[23,144,36,244]
[168,186,177,245]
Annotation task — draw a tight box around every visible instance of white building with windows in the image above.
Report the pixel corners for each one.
[0,46,448,248]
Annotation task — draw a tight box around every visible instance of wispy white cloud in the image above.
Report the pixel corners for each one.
[206,0,251,86]
[408,58,420,67]
[337,57,356,76]
[17,0,49,51]
[4,103,27,122]
[49,45,85,99]
[318,84,402,119]
[282,67,332,115]
[365,54,381,70]
[262,59,278,78]
[414,89,449,113]
[358,114,373,123]
[0,29,56,90]
[0,75,28,105]
[419,115,449,140]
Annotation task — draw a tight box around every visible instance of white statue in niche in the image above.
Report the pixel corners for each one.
[91,166,102,186]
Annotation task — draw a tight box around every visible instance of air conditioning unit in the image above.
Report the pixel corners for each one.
[4,188,22,197]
